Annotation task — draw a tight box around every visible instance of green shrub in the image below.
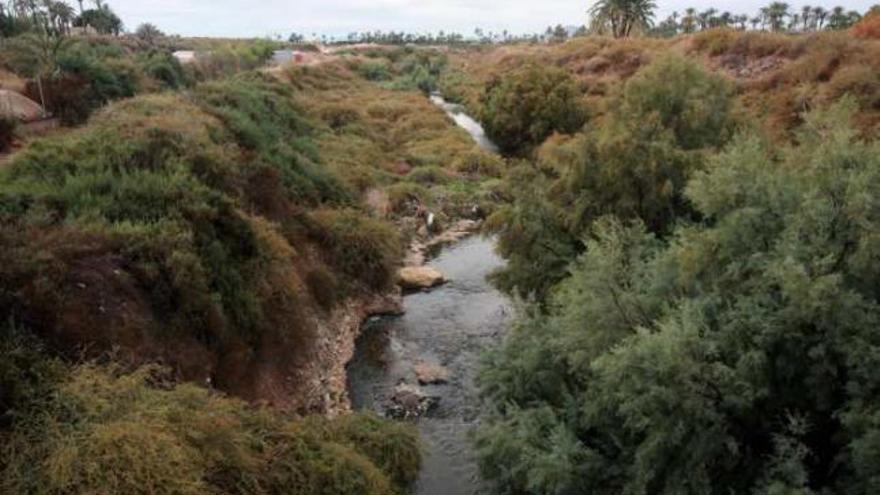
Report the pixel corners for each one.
[310,209,402,291]
[139,51,187,89]
[479,63,586,154]
[406,165,451,185]
[1,355,420,495]
[485,56,734,301]
[358,60,392,81]
[385,181,430,215]
[616,54,734,150]
[477,102,880,494]
[451,149,505,177]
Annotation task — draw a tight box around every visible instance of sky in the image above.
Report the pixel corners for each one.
[108,0,878,39]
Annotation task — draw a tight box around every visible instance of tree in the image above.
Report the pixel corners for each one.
[750,15,761,30]
[589,0,657,38]
[764,2,790,31]
[485,55,733,300]
[479,63,586,154]
[813,6,828,28]
[477,101,880,495]
[76,0,122,35]
[682,7,697,33]
[135,22,163,44]
[800,4,812,30]
[826,5,862,29]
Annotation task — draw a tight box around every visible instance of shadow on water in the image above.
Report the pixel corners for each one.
[347,236,512,495]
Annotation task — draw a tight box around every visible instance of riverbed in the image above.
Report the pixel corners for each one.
[346,236,512,495]
[346,94,510,494]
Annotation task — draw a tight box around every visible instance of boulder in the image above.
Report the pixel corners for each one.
[398,266,446,290]
[414,362,450,385]
[386,383,438,419]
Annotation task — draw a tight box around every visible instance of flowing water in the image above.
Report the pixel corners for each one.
[346,95,510,494]
[428,94,499,154]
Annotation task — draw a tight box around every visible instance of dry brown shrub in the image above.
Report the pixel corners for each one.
[852,12,880,39]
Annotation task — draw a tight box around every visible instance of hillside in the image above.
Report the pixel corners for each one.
[442,28,880,141]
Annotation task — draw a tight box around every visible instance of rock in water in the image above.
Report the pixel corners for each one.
[414,362,451,385]
[398,266,446,290]
[386,383,438,419]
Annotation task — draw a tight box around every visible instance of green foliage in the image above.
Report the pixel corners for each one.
[486,55,734,300]
[1,353,420,495]
[186,40,278,81]
[77,7,124,35]
[406,165,451,185]
[479,63,586,154]
[477,102,880,493]
[139,51,187,89]
[385,181,431,215]
[18,38,141,124]
[358,59,393,81]
[0,75,388,367]
[590,0,657,38]
[616,54,734,150]
[311,208,403,291]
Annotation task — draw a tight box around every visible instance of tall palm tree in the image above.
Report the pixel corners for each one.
[698,8,717,30]
[827,6,847,29]
[764,2,790,31]
[750,16,762,30]
[801,5,812,30]
[812,6,827,29]
[589,0,657,38]
[682,7,697,33]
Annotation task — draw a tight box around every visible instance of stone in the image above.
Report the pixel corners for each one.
[398,266,446,290]
[386,383,438,419]
[414,362,450,385]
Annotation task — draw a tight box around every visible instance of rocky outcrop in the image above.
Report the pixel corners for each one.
[414,362,451,385]
[398,266,446,290]
[404,219,480,267]
[386,383,439,419]
[293,290,404,416]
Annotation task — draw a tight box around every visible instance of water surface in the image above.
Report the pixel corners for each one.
[347,236,512,495]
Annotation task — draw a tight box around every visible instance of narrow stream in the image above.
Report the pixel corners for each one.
[346,95,510,494]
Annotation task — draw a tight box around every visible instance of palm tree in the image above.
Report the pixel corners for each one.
[750,16,762,30]
[46,1,75,35]
[589,0,657,38]
[698,8,717,30]
[801,5,812,30]
[812,6,827,29]
[827,6,848,29]
[682,7,697,33]
[764,2,790,31]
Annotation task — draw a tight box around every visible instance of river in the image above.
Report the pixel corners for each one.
[345,95,510,494]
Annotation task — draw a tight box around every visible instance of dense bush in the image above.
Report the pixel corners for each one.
[22,42,140,124]
[0,75,395,397]
[479,63,586,154]
[358,59,393,81]
[477,102,880,494]
[486,55,734,300]
[310,208,402,291]
[0,335,420,495]
[852,10,880,39]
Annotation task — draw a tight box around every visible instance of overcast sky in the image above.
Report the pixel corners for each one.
[108,1,877,38]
